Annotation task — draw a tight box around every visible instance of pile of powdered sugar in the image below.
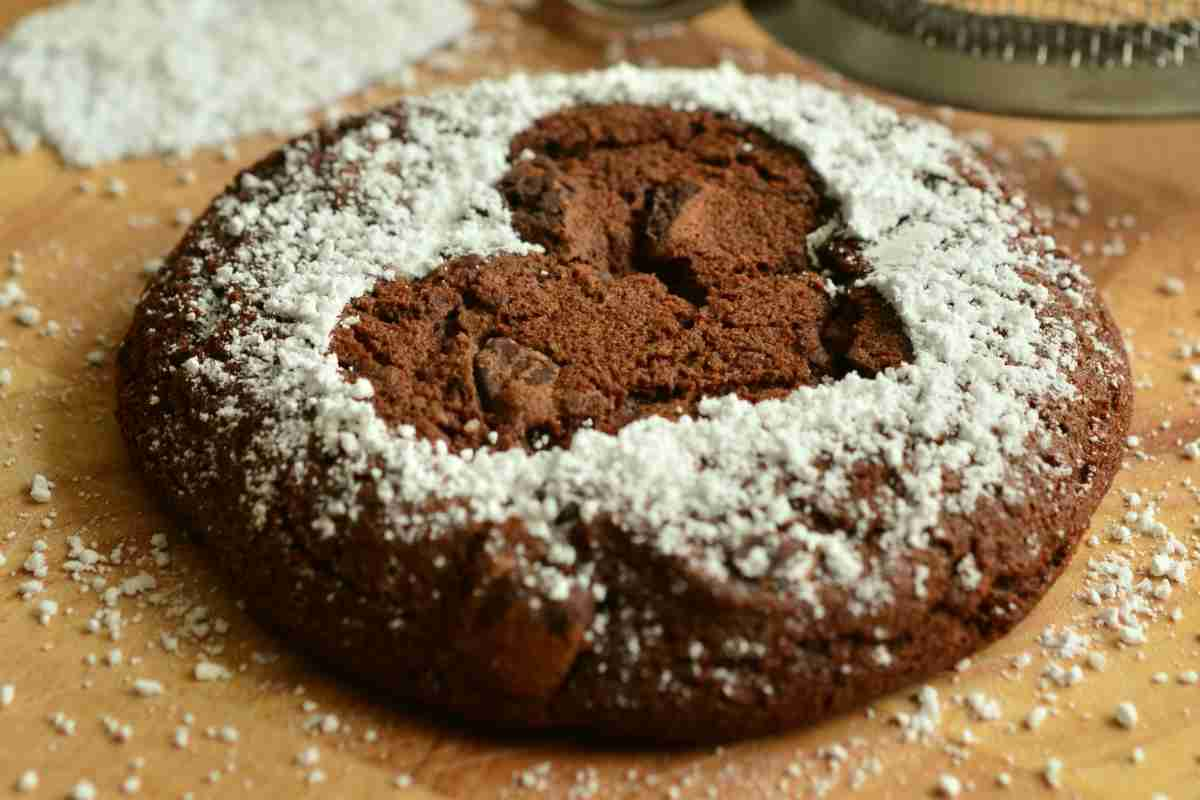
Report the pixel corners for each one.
[160,64,1112,613]
[0,0,473,166]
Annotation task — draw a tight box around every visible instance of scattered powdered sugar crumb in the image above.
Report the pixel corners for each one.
[0,0,474,165]
[194,661,233,682]
[965,691,1001,721]
[28,473,53,503]
[15,771,38,793]
[1115,701,1138,729]
[14,305,40,326]
[957,554,983,591]
[1025,705,1049,730]
[1161,276,1185,296]
[296,745,320,767]
[894,685,941,742]
[936,773,962,797]
[1043,757,1064,789]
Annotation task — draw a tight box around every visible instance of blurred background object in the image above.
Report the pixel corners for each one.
[566,0,725,22]
[574,0,1200,116]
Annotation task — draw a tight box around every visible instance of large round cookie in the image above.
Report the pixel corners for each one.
[117,65,1131,742]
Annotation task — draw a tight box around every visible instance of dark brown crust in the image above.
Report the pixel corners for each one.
[116,99,1133,743]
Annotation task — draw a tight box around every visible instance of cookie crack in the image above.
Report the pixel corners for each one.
[332,104,915,455]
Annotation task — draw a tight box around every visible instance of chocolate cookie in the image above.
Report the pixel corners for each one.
[117,65,1132,742]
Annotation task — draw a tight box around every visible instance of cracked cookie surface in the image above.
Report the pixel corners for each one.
[331,105,911,453]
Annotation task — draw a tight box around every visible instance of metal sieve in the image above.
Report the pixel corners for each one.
[569,0,1200,116]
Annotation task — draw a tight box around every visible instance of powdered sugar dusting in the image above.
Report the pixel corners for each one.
[0,0,473,166]
[149,64,1105,614]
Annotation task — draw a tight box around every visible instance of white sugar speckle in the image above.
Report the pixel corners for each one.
[1114,701,1138,729]
[35,598,58,625]
[936,773,961,797]
[1043,757,1064,789]
[15,305,41,326]
[193,661,232,682]
[15,771,38,793]
[1120,624,1147,646]
[29,474,53,503]
[957,554,982,591]
[296,746,320,767]
[1025,705,1048,730]
[1161,276,1186,296]
[965,691,1001,721]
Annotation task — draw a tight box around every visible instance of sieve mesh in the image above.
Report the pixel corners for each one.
[566,0,1200,114]
[834,0,1200,66]
[923,0,1197,25]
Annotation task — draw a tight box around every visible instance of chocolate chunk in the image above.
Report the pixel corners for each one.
[823,287,914,377]
[475,337,560,427]
[458,558,593,699]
